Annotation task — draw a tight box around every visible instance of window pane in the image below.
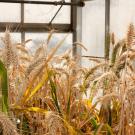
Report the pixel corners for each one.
[82,0,105,58]
[0,3,20,22]
[25,33,72,54]
[24,1,71,23]
[110,0,135,40]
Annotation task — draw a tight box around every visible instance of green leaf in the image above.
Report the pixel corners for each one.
[104,124,114,135]
[105,33,110,60]
[111,43,121,65]
[90,81,97,102]
[48,72,61,114]
[0,60,8,113]
[66,90,71,115]
[90,117,98,130]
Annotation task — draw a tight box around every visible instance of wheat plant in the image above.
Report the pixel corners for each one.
[0,25,135,135]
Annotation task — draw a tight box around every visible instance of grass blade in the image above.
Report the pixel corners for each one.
[0,60,8,113]
[48,73,61,114]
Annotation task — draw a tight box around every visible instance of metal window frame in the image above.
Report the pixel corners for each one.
[0,0,84,56]
[0,2,73,35]
[71,0,111,60]
[0,22,71,33]
[21,0,25,42]
[0,0,111,58]
[82,0,111,60]
[0,0,84,6]
[105,0,110,60]
[71,0,82,58]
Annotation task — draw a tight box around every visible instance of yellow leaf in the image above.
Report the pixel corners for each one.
[25,70,49,103]
[26,107,48,114]
[12,106,49,114]
[83,99,92,108]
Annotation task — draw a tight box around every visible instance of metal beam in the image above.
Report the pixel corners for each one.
[71,0,82,60]
[0,23,71,33]
[82,55,105,60]
[49,4,63,25]
[71,0,77,56]
[21,0,25,42]
[0,0,85,7]
[105,0,110,60]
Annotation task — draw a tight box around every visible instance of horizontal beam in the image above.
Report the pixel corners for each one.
[0,22,71,33]
[0,0,85,7]
[82,55,105,59]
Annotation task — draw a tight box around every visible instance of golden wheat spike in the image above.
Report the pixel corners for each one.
[127,23,135,46]
[20,56,31,62]
[73,42,88,51]
[0,112,19,135]
[34,46,45,59]
[111,32,115,45]
[16,45,29,54]
[46,29,55,45]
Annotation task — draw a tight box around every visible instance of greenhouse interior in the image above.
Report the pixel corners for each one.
[0,0,135,135]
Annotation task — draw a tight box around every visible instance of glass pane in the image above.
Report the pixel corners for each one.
[0,3,20,22]
[24,0,71,23]
[110,0,135,40]
[25,33,72,54]
[82,0,105,58]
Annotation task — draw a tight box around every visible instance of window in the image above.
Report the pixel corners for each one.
[82,0,105,58]
[24,4,71,24]
[110,0,135,40]
[25,33,72,54]
[0,0,72,48]
[0,3,21,22]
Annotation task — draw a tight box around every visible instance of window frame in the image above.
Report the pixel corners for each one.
[0,0,83,56]
[0,0,111,58]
